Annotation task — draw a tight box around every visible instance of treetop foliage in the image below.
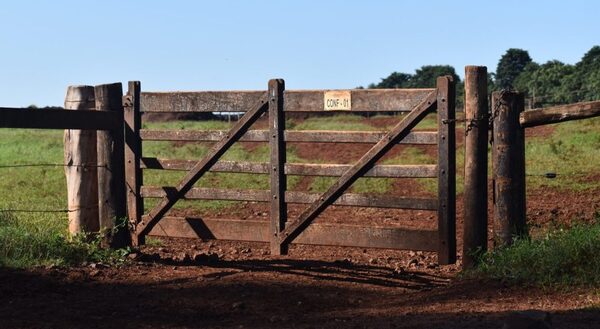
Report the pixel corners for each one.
[368,46,600,108]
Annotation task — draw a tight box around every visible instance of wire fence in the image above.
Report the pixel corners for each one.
[0,162,102,215]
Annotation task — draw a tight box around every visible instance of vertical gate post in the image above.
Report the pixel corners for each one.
[436,76,457,265]
[95,83,128,248]
[492,91,526,246]
[268,79,287,255]
[462,66,489,268]
[124,81,144,246]
[64,85,100,236]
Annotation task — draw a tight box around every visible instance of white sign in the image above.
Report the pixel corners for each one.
[324,90,351,111]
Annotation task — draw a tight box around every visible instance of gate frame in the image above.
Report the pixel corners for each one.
[126,77,456,264]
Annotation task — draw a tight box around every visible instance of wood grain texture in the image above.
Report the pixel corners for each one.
[141,159,437,178]
[63,85,99,235]
[140,129,438,144]
[95,83,127,247]
[124,81,144,245]
[519,100,600,127]
[147,216,438,251]
[492,91,526,246]
[140,89,435,113]
[140,186,438,210]
[462,66,488,268]
[436,76,457,265]
[268,79,287,254]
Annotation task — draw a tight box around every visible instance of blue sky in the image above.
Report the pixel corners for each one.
[1,0,598,107]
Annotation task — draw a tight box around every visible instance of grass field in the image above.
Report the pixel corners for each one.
[0,113,598,268]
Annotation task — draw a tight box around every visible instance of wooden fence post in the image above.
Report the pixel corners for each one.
[492,91,527,246]
[64,85,100,236]
[95,83,128,248]
[436,76,456,265]
[462,66,489,268]
[124,81,144,246]
[268,79,287,255]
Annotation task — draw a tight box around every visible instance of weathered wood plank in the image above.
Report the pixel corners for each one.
[135,97,269,239]
[278,91,438,246]
[140,186,438,210]
[0,107,120,130]
[519,100,600,128]
[140,129,438,144]
[436,76,457,265]
[95,83,128,248]
[147,216,438,251]
[268,79,287,255]
[141,159,438,178]
[124,81,144,246]
[140,89,435,113]
[284,163,437,178]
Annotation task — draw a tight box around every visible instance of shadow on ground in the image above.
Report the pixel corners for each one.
[1,262,598,329]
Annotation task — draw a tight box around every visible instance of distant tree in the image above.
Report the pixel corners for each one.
[409,65,460,88]
[571,46,600,101]
[369,65,463,109]
[370,72,412,89]
[514,61,575,107]
[496,48,532,89]
[513,62,540,95]
[371,65,460,89]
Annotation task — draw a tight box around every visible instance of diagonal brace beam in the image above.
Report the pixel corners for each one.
[279,91,438,246]
[135,95,268,238]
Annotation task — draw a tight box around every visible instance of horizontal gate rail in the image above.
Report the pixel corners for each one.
[0,107,120,130]
[140,129,437,145]
[140,158,437,178]
[147,216,438,251]
[140,186,437,210]
[141,89,435,113]
[140,129,438,144]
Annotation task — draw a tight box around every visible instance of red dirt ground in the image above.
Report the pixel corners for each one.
[1,122,600,328]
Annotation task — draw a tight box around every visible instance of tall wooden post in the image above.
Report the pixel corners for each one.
[124,81,144,246]
[436,76,456,265]
[64,85,99,236]
[268,79,287,255]
[492,91,526,245]
[462,66,489,268]
[95,83,128,247]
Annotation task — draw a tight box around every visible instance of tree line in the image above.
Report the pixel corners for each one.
[367,46,600,109]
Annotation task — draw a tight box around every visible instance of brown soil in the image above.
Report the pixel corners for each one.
[2,123,600,328]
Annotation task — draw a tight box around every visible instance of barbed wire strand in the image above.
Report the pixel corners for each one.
[0,206,97,214]
[0,163,107,169]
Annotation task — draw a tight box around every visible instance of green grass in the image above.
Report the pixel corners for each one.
[292,114,375,131]
[525,117,600,190]
[0,211,130,268]
[474,214,600,287]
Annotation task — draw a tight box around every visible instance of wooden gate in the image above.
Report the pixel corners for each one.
[125,76,456,264]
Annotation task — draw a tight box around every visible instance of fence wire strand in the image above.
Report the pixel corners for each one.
[0,163,106,169]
